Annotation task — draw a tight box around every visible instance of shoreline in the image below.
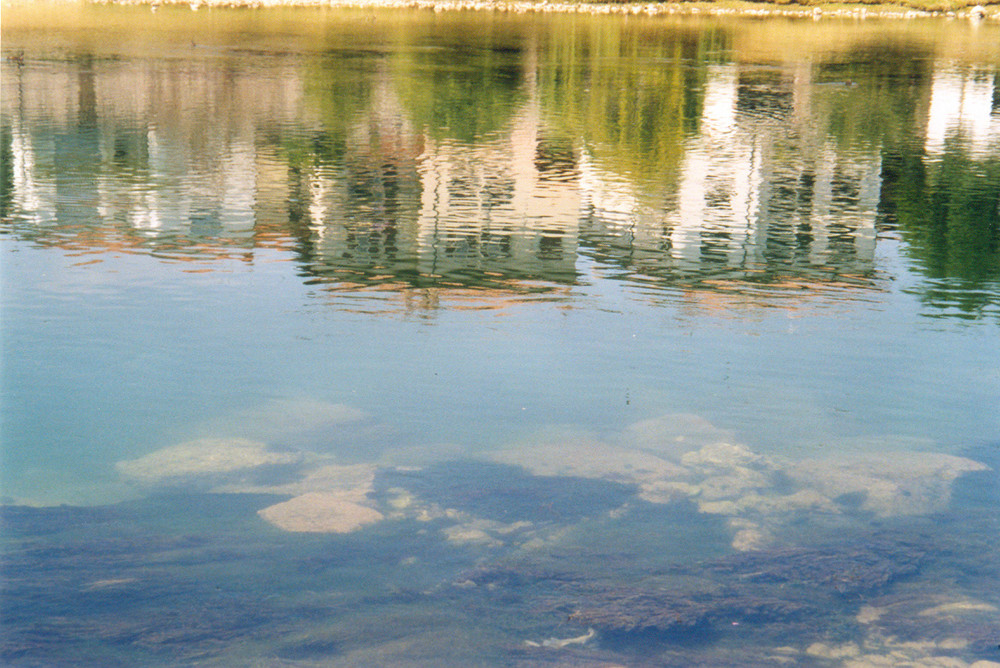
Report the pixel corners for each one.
[4,0,999,20]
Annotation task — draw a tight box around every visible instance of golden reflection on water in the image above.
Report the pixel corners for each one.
[4,2,999,62]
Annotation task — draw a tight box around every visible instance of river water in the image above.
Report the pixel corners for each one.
[2,5,999,666]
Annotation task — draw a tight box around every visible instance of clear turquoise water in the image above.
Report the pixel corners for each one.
[2,7,999,666]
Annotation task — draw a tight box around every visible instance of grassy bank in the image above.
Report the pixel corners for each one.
[3,0,998,19]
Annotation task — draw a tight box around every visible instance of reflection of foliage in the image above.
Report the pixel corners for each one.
[812,48,999,320]
[297,53,378,162]
[0,124,13,222]
[888,148,1000,279]
[881,143,1000,318]
[286,53,425,260]
[538,20,728,186]
[392,45,525,142]
[813,46,934,150]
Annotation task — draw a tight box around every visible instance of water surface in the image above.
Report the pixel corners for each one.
[2,6,999,666]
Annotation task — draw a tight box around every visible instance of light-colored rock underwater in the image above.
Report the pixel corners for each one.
[112,401,989,557]
[114,437,302,481]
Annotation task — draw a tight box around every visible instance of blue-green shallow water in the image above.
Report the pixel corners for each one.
[2,6,1000,665]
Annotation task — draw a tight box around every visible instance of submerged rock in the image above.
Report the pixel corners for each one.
[0,493,312,665]
[680,442,765,470]
[443,523,505,548]
[787,452,989,517]
[203,398,367,445]
[374,460,637,524]
[115,438,302,483]
[493,437,684,486]
[569,587,814,634]
[257,492,383,533]
[452,563,574,589]
[523,627,596,649]
[918,599,999,617]
[618,413,736,459]
[495,419,993,557]
[854,589,1000,659]
[567,531,926,639]
[807,638,994,667]
[702,532,925,595]
[215,462,377,500]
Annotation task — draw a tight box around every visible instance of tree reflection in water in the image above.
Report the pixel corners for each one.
[1,8,998,317]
